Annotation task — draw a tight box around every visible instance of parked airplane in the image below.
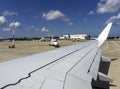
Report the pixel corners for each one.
[0,23,112,89]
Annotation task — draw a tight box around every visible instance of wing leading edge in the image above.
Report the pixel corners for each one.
[0,23,112,89]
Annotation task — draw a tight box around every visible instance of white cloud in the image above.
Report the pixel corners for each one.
[3,28,11,31]
[9,22,21,29]
[3,10,11,16]
[0,16,7,25]
[41,27,49,32]
[97,0,120,14]
[42,10,65,20]
[42,10,73,25]
[62,18,70,22]
[89,11,94,15]
[3,10,18,16]
[106,13,120,24]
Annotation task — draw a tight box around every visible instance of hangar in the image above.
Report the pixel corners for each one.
[61,34,88,41]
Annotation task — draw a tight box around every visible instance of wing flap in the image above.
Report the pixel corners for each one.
[99,72,113,82]
[88,49,101,80]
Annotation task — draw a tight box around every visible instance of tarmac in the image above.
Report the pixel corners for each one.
[101,40,120,89]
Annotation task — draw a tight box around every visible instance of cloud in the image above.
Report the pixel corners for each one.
[42,10,73,25]
[3,10,18,16]
[68,22,73,26]
[41,27,49,32]
[3,10,11,16]
[88,11,94,15]
[42,10,65,20]
[3,28,11,31]
[106,13,120,25]
[9,22,21,29]
[0,16,7,25]
[97,0,120,14]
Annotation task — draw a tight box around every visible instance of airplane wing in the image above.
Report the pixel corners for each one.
[0,23,112,89]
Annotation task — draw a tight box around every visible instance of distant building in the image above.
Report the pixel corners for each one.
[60,34,88,41]
[70,34,88,40]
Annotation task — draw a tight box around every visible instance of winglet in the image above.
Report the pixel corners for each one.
[97,23,112,47]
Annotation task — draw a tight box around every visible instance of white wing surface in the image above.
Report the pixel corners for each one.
[0,23,112,89]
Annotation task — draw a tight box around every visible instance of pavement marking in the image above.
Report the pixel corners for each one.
[111,41,120,49]
[106,41,109,49]
[102,41,109,52]
[103,49,120,53]
[103,41,120,53]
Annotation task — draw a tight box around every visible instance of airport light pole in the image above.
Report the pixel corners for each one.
[11,13,17,48]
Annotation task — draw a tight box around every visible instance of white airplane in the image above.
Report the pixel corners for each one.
[0,23,112,89]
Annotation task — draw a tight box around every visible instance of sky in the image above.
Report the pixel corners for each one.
[0,0,120,38]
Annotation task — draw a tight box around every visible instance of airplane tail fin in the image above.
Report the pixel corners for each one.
[97,23,112,47]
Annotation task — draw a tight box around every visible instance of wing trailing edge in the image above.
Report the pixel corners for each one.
[97,23,112,47]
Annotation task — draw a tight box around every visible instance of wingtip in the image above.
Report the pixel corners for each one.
[97,23,113,47]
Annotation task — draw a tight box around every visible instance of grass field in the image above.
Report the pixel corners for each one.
[0,40,120,89]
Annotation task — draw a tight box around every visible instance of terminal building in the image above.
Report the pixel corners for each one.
[60,34,88,41]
